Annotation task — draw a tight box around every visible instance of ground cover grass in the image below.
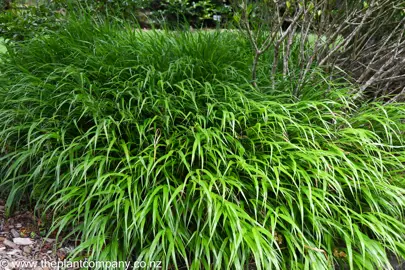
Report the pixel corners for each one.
[0,37,6,54]
[0,16,405,269]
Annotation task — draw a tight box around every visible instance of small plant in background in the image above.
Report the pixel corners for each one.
[0,3,66,41]
[160,0,232,27]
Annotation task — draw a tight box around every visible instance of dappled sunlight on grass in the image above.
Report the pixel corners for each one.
[0,38,6,54]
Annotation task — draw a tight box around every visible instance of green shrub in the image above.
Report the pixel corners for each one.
[0,17,405,269]
[0,4,66,41]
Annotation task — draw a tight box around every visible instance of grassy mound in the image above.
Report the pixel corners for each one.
[0,18,405,269]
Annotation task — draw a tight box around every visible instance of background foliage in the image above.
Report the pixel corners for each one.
[0,3,65,40]
[60,0,233,27]
[0,0,232,41]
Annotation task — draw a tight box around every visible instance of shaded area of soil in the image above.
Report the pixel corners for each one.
[0,201,75,270]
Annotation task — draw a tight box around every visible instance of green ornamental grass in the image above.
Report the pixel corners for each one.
[0,37,6,54]
[0,17,405,269]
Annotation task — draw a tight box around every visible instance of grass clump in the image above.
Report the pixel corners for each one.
[0,17,405,269]
[0,37,6,54]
